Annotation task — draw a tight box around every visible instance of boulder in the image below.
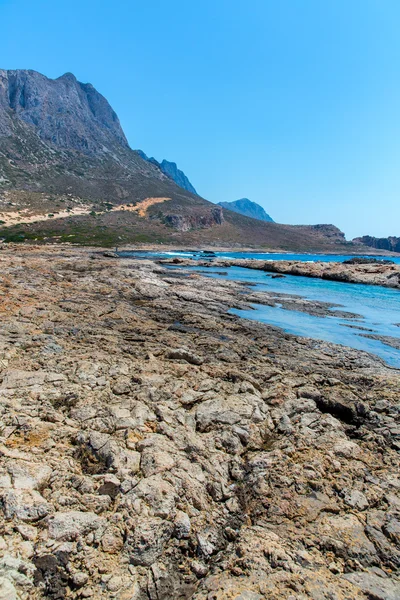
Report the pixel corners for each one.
[47,511,105,541]
[125,518,173,566]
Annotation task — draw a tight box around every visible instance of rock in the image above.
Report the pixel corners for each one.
[106,575,124,592]
[352,236,400,254]
[195,395,255,432]
[234,593,263,600]
[344,571,400,600]
[47,511,105,541]
[1,370,45,389]
[0,577,17,600]
[125,518,173,566]
[15,524,37,541]
[97,474,120,499]
[165,349,203,365]
[72,571,89,587]
[0,69,128,152]
[6,461,52,491]
[196,534,215,557]
[130,475,176,518]
[101,527,124,554]
[148,157,198,195]
[0,555,34,590]
[319,514,377,565]
[343,489,369,510]
[173,510,191,539]
[2,490,52,522]
[190,560,209,578]
[333,439,361,459]
[140,448,175,477]
[112,379,131,395]
[77,432,140,474]
[383,518,400,545]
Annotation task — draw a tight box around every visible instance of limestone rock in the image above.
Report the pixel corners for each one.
[125,518,173,566]
[47,511,105,541]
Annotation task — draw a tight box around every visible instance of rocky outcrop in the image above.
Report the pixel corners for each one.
[136,150,197,194]
[218,198,274,222]
[353,235,400,253]
[308,223,346,241]
[164,206,224,231]
[0,69,128,153]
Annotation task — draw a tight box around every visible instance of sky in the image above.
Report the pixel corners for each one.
[1,0,400,239]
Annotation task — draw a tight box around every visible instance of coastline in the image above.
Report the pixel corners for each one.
[0,244,399,599]
[160,257,400,289]
[114,242,400,257]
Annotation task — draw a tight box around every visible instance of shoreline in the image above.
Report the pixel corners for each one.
[0,244,399,599]
[159,257,400,289]
[116,243,400,257]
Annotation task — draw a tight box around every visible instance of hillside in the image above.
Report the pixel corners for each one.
[0,69,360,251]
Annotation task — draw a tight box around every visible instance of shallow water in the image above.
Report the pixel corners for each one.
[121,251,400,367]
[189,265,400,368]
[121,249,400,264]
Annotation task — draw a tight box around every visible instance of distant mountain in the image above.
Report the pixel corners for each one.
[218,198,274,222]
[353,235,400,253]
[136,150,197,194]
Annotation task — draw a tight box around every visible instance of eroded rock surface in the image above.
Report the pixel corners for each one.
[0,245,399,599]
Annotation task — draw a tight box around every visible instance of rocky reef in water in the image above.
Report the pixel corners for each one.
[0,244,399,599]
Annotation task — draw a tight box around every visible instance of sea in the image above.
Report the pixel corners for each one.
[120,251,400,368]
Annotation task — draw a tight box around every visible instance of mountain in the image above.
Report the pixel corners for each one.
[0,70,128,152]
[352,235,400,253]
[0,68,357,251]
[136,150,197,194]
[218,198,274,222]
[0,68,222,241]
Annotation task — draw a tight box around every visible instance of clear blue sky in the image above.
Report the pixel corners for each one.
[1,0,400,238]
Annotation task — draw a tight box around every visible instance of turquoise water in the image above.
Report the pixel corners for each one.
[121,249,400,264]
[188,265,400,368]
[121,251,400,367]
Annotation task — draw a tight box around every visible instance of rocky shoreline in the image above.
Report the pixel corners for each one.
[0,245,399,599]
[160,257,400,289]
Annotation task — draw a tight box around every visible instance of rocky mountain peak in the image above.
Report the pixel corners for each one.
[0,69,128,153]
[136,150,197,195]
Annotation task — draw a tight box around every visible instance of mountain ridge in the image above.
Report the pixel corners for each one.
[136,150,197,194]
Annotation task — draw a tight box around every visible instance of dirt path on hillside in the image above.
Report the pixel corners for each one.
[0,197,172,227]
[0,206,90,226]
